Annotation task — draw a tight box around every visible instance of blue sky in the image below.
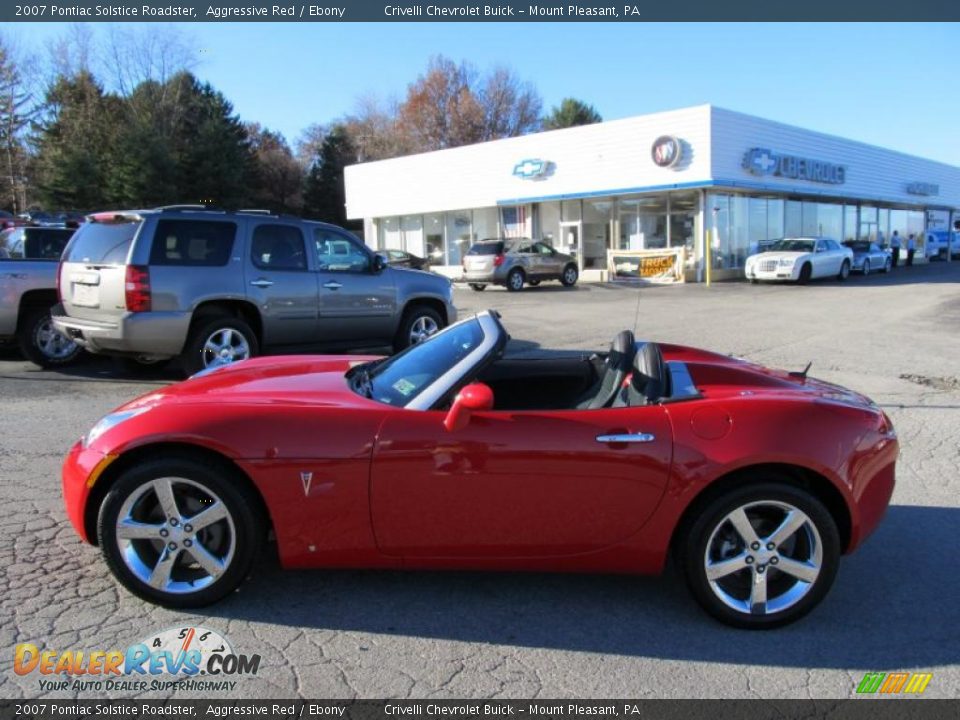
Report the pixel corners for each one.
[14,22,960,165]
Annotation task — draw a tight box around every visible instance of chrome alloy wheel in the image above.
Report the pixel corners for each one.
[408,315,439,345]
[201,327,250,368]
[115,477,236,594]
[34,317,78,360]
[703,501,822,616]
[563,266,578,284]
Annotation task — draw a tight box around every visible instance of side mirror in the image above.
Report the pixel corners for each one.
[443,382,494,432]
[372,253,387,273]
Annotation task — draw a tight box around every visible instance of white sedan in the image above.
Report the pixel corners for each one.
[744,237,854,284]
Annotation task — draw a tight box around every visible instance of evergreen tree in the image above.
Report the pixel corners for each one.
[302,124,356,227]
[542,98,602,130]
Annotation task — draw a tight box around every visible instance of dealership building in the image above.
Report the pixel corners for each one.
[344,105,960,281]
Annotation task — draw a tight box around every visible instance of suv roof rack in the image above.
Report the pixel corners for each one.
[237,209,274,215]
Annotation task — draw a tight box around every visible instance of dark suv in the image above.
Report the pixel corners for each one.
[52,207,456,375]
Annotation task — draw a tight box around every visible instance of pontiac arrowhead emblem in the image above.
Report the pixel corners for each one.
[300,471,313,497]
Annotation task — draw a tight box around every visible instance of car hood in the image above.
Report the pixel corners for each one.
[122,355,383,410]
[747,251,809,262]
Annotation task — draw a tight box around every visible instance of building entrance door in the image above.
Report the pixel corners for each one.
[558,222,581,269]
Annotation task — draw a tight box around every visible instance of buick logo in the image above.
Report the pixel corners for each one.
[651,136,682,168]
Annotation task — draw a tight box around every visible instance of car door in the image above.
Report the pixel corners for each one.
[811,239,831,278]
[313,227,397,343]
[369,405,673,558]
[533,242,563,277]
[246,222,318,347]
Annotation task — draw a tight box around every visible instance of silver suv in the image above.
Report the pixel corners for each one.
[52,207,456,375]
[462,238,578,292]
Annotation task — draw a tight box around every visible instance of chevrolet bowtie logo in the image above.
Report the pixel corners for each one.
[513,159,548,179]
[744,148,778,175]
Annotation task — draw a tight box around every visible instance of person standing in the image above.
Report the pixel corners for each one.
[890,231,902,268]
[907,234,916,266]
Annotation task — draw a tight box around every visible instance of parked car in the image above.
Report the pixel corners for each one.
[462,238,578,291]
[923,230,960,260]
[0,225,82,367]
[383,249,429,270]
[51,207,456,376]
[843,240,891,275]
[744,237,854,284]
[62,309,897,628]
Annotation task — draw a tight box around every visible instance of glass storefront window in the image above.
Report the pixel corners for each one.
[767,199,784,239]
[473,207,499,242]
[445,211,472,266]
[380,217,401,250]
[859,206,878,242]
[538,202,560,247]
[815,203,843,240]
[423,213,444,265]
[877,208,890,247]
[401,215,424,257]
[583,199,613,268]
[561,200,582,223]
[785,201,802,237]
[844,206,858,243]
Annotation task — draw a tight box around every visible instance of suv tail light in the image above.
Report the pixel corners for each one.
[493,254,505,267]
[125,265,151,312]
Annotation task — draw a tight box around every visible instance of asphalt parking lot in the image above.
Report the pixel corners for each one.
[2,263,959,699]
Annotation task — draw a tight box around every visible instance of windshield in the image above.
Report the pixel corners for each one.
[355,319,486,406]
[65,220,140,264]
[770,239,815,253]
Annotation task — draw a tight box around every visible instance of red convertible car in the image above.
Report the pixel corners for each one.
[62,311,897,628]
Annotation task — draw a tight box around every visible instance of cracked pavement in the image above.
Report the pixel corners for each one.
[1,263,958,699]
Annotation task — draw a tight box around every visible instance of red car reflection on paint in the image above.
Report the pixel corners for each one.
[62,310,897,628]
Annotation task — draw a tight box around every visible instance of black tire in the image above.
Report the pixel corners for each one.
[750,278,759,285]
[528,279,541,286]
[394,305,444,353]
[838,260,851,281]
[797,263,812,285]
[97,455,264,608]
[469,283,487,292]
[679,481,840,629]
[180,315,259,377]
[17,306,83,368]
[862,259,870,276]
[560,264,579,287]
[506,268,525,292]
[883,257,892,273]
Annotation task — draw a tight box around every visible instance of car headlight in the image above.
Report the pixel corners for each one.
[84,406,151,448]
[778,258,796,267]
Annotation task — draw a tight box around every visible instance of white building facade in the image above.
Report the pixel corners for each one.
[344,105,960,281]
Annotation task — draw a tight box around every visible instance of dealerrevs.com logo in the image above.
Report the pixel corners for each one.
[14,626,260,693]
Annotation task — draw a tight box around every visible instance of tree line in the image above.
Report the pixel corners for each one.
[0,29,602,229]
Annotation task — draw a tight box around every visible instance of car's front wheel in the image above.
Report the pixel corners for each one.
[18,307,83,368]
[862,259,870,276]
[560,264,579,287]
[97,456,264,608]
[838,260,851,281]
[506,268,525,292]
[884,257,892,273]
[797,263,812,284]
[680,482,839,629]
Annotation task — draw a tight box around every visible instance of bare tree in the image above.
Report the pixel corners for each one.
[0,36,36,212]
[46,23,95,82]
[479,67,542,140]
[103,25,198,97]
[343,93,412,161]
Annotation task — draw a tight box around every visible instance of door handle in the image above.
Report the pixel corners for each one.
[250,278,273,288]
[323,281,343,290]
[595,433,656,443]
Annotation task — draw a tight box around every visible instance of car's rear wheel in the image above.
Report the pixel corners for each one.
[181,315,259,376]
[469,283,487,292]
[506,268,525,292]
[97,456,264,608]
[797,263,812,284]
[838,260,851,281]
[561,264,579,287]
[680,482,839,629]
[862,259,870,276]
[394,305,443,352]
[18,307,83,368]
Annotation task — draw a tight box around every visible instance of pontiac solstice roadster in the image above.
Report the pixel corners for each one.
[62,310,897,628]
